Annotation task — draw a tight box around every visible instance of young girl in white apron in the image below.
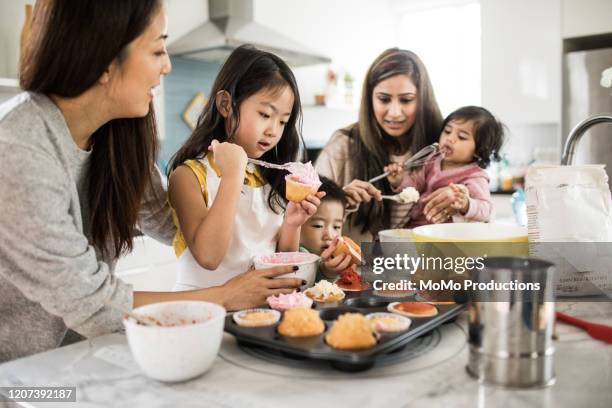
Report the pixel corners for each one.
[168,45,323,290]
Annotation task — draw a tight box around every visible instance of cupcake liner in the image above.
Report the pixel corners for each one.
[232,308,281,327]
[304,288,346,308]
[387,302,439,318]
[365,312,411,333]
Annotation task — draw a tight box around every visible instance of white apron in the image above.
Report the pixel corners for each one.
[174,157,283,290]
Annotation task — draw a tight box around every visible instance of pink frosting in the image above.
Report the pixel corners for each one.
[285,161,322,188]
[257,252,314,264]
[266,291,313,311]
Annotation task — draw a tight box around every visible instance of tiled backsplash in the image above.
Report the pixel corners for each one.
[161,57,220,172]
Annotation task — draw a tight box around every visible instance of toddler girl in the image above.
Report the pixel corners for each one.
[386,106,505,227]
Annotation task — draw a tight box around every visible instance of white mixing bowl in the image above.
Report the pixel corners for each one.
[253,252,320,287]
[123,300,226,382]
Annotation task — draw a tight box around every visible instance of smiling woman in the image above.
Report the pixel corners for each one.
[0,1,301,363]
[315,48,443,243]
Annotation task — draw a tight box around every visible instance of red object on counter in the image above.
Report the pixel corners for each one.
[336,266,367,291]
[555,311,612,344]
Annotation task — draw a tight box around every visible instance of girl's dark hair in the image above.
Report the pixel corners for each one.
[169,45,303,213]
[318,176,347,208]
[20,0,163,258]
[344,48,442,235]
[442,106,505,168]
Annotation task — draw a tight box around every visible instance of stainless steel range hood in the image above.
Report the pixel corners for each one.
[167,0,331,67]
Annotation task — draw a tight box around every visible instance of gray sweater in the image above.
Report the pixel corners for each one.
[0,93,175,362]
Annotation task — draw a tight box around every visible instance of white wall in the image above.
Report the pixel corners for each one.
[562,0,612,38]
[165,0,209,44]
[163,0,397,146]
[254,0,395,118]
[0,0,32,79]
[167,0,397,108]
[247,0,396,146]
[481,0,561,126]
[480,0,562,164]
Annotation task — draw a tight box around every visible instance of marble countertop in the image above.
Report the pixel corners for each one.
[1,302,611,408]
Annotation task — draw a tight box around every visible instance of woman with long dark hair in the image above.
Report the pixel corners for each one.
[0,0,301,362]
[315,48,443,242]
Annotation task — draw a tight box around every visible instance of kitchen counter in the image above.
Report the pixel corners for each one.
[1,302,610,408]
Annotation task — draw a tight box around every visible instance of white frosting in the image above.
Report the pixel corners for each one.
[397,187,419,204]
[308,280,344,299]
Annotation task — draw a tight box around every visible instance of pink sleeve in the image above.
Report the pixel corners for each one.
[462,177,492,221]
[393,166,427,193]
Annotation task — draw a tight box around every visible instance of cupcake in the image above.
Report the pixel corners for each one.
[366,312,411,333]
[277,308,325,337]
[304,280,345,306]
[332,236,362,265]
[388,301,438,318]
[325,313,377,350]
[285,162,322,202]
[266,291,313,311]
[233,309,281,327]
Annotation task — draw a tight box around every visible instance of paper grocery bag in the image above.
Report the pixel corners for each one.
[526,165,612,296]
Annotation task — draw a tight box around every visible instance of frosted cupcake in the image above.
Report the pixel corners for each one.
[304,280,345,307]
[266,291,313,311]
[285,161,322,202]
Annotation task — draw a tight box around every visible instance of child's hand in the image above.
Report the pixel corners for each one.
[319,239,353,278]
[384,163,404,188]
[208,139,247,180]
[284,192,326,227]
[449,183,470,214]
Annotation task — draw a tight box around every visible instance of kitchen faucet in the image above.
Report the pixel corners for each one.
[561,114,612,165]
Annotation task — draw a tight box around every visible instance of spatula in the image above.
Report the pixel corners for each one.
[555,311,612,344]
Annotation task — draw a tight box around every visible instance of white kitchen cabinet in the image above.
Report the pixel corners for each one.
[115,236,178,292]
[481,0,561,125]
[561,0,612,39]
[0,77,20,104]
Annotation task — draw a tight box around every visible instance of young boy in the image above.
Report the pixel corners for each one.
[299,176,353,280]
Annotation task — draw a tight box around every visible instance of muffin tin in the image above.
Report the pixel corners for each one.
[224,292,464,371]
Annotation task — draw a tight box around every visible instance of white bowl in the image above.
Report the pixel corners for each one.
[123,300,226,382]
[378,228,418,258]
[379,228,415,242]
[253,252,320,288]
[412,223,527,242]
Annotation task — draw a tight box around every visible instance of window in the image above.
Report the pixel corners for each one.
[396,1,481,115]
